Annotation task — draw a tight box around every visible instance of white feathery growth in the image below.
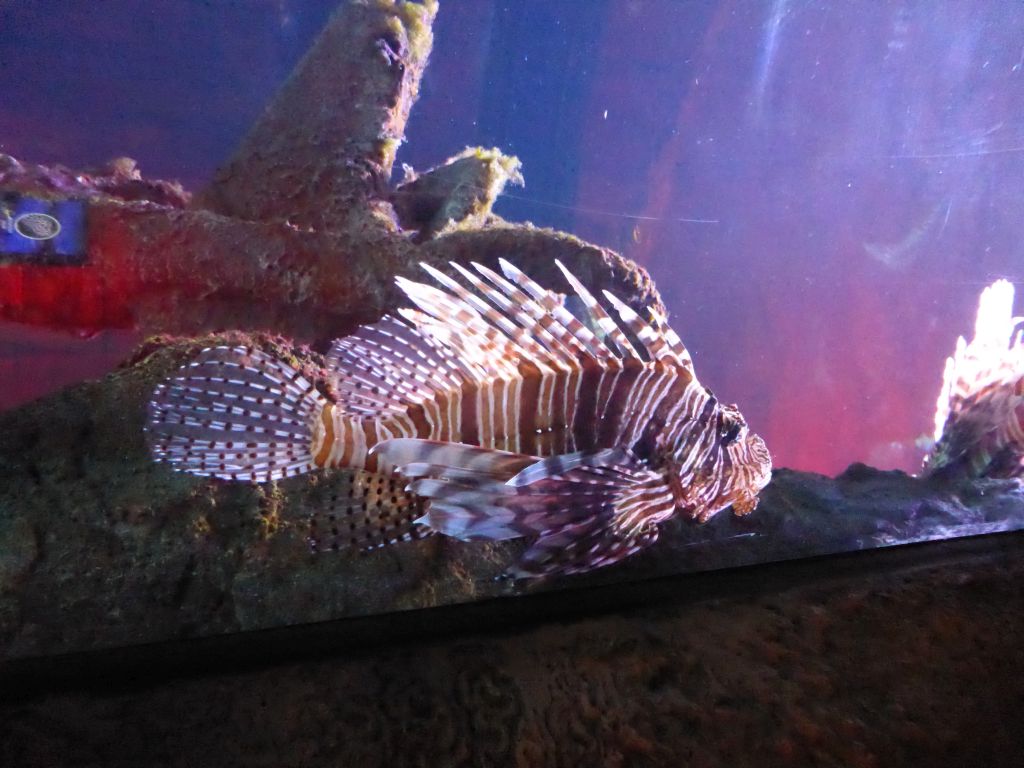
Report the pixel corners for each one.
[934,279,1024,442]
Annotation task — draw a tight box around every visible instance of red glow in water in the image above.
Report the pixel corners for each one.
[2,1,1022,476]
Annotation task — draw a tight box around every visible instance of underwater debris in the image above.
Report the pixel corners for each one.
[390,147,525,239]
[196,0,440,227]
[148,260,771,578]
[924,279,1024,479]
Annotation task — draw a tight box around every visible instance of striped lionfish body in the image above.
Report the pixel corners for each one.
[148,260,771,578]
[925,279,1024,479]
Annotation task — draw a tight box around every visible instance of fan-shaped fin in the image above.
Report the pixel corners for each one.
[307,470,434,553]
[147,346,325,482]
[373,437,675,578]
[328,315,466,418]
[512,518,661,578]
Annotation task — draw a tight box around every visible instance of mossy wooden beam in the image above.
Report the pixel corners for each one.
[197,0,440,228]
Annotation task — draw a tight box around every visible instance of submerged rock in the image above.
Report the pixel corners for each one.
[1,338,1022,661]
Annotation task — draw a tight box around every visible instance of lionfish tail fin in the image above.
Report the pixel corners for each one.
[147,346,326,482]
[375,439,676,578]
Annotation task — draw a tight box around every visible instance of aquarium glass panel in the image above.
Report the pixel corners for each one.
[1,0,1022,660]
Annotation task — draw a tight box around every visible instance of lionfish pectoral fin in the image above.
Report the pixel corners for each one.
[380,441,677,578]
[308,469,434,554]
[370,438,539,541]
[504,446,637,487]
[147,346,326,482]
[370,438,538,481]
[512,518,661,580]
[509,452,677,578]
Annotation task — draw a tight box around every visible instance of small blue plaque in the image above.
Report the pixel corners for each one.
[1,192,87,265]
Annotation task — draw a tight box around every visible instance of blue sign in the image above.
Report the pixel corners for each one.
[1,193,87,265]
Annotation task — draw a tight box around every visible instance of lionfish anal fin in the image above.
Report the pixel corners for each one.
[307,469,434,553]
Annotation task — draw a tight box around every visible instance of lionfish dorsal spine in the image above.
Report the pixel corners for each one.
[553,260,644,361]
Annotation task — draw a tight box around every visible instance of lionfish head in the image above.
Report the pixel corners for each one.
[675,403,772,523]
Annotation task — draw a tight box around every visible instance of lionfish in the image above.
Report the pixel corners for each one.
[147,260,772,578]
[924,279,1024,479]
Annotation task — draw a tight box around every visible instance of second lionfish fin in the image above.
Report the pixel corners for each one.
[375,438,676,577]
[147,346,325,482]
[307,470,434,553]
[327,315,467,417]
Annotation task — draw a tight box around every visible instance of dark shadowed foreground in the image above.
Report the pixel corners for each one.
[2,534,1022,767]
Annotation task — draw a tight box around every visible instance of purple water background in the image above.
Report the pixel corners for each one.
[1,0,1022,475]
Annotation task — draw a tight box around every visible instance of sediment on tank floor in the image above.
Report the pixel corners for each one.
[3,531,1023,767]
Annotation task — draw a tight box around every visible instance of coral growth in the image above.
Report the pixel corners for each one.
[926,280,1024,479]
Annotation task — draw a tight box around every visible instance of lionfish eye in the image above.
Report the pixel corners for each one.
[722,423,741,446]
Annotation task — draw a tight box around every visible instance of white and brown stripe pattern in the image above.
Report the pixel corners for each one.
[147,346,324,482]
[147,259,772,577]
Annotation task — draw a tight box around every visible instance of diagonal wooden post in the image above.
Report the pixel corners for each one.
[197,0,437,229]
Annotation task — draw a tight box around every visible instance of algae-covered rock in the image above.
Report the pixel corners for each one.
[3,335,1023,661]
[0,332,513,658]
[391,147,525,239]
